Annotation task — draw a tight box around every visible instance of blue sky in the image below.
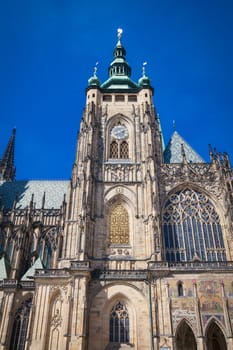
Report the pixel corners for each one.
[0,0,232,179]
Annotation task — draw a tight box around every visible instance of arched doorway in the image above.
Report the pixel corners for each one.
[206,321,227,350]
[175,320,197,350]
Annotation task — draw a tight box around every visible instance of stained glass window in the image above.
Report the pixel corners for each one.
[109,204,129,244]
[10,298,32,350]
[110,302,129,343]
[162,188,226,262]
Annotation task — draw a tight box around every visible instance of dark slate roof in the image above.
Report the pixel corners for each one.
[164,131,204,163]
[0,180,69,209]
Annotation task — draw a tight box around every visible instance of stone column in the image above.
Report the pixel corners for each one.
[69,276,88,350]
[29,284,50,350]
[0,292,14,349]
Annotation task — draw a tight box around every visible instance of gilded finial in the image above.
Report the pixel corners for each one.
[142,61,147,76]
[94,62,99,76]
[117,28,123,42]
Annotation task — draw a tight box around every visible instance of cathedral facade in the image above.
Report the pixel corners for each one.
[0,31,232,350]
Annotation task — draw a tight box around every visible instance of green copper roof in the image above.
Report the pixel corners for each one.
[88,64,101,87]
[21,257,44,280]
[101,29,139,90]
[164,131,204,163]
[138,63,151,87]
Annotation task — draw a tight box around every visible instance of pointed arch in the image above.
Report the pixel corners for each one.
[120,141,129,158]
[109,301,129,343]
[45,289,68,350]
[110,141,118,158]
[205,318,227,350]
[109,203,129,244]
[106,114,133,162]
[175,319,197,350]
[162,187,226,262]
[9,298,32,350]
[177,281,184,297]
[38,238,52,268]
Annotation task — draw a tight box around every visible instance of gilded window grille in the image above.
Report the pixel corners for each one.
[110,302,129,343]
[163,188,226,262]
[109,204,129,244]
[120,141,129,158]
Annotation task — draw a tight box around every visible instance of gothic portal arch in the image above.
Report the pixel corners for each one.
[175,319,197,350]
[88,283,150,350]
[205,319,227,350]
[162,187,226,262]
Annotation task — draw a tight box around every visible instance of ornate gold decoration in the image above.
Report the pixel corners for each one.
[110,204,129,244]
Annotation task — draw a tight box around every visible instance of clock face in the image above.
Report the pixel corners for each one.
[111,125,128,140]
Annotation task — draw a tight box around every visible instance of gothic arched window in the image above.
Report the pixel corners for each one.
[109,204,129,245]
[10,298,32,350]
[177,282,184,296]
[0,230,5,255]
[120,141,129,158]
[7,240,14,263]
[163,188,226,262]
[39,240,52,268]
[109,124,129,160]
[110,140,129,159]
[110,141,118,158]
[110,302,129,343]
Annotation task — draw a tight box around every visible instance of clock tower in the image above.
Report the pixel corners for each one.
[1,28,233,350]
[59,28,163,349]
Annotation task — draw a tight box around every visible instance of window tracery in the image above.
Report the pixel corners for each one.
[110,141,118,158]
[110,302,129,343]
[109,204,129,245]
[120,141,129,158]
[163,188,226,262]
[109,123,129,159]
[10,298,32,350]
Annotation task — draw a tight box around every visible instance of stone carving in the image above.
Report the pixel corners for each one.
[51,308,62,329]
[172,309,197,333]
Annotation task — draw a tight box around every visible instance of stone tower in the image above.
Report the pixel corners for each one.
[0,30,232,350]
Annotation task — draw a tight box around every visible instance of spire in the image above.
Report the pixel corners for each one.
[88,62,101,87]
[138,62,151,88]
[108,28,131,78]
[101,28,138,90]
[0,128,16,181]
